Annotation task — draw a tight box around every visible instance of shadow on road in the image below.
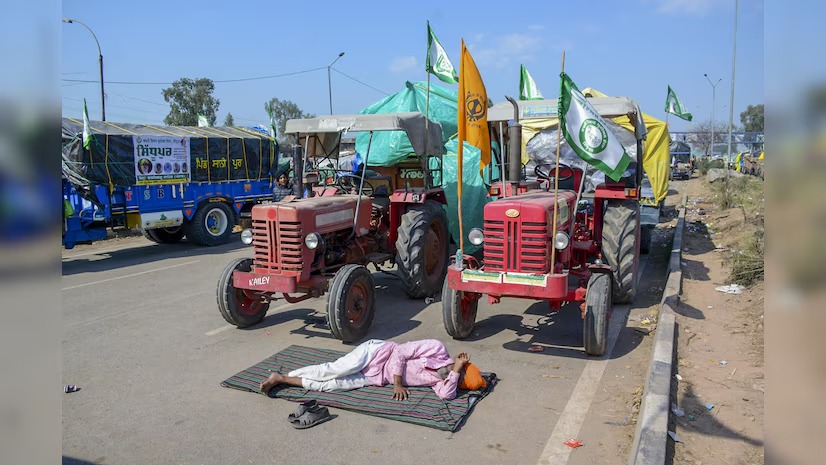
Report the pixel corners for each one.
[62,236,247,276]
[63,457,101,465]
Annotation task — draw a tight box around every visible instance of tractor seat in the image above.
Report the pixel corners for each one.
[371,185,391,211]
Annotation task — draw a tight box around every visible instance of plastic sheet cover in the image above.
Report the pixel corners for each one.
[435,138,489,254]
[356,81,458,167]
[524,119,638,192]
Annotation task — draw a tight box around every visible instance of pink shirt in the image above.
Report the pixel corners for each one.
[361,339,459,400]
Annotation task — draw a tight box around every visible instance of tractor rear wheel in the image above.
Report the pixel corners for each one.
[395,200,449,299]
[602,200,639,304]
[217,258,270,327]
[441,277,478,339]
[583,272,612,356]
[327,264,376,343]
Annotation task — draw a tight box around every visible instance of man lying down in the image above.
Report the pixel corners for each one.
[260,339,486,401]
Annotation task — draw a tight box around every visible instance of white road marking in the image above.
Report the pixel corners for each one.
[535,257,649,465]
[535,303,630,465]
[61,260,200,291]
[206,303,296,336]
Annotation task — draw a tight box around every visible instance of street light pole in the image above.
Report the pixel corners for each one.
[327,52,345,115]
[704,73,721,158]
[726,0,739,177]
[63,18,105,121]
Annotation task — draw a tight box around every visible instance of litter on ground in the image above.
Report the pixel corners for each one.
[715,284,743,294]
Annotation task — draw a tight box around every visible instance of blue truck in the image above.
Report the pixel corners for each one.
[62,118,282,249]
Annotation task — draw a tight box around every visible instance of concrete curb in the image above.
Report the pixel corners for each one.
[628,195,687,465]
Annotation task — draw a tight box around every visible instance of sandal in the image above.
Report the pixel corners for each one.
[287,400,319,422]
[289,405,332,429]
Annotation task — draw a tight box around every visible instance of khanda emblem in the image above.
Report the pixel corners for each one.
[465,91,485,122]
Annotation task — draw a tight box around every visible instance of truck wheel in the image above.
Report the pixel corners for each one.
[217,258,270,328]
[142,228,160,243]
[327,264,375,343]
[441,277,478,339]
[583,272,612,356]
[602,200,639,304]
[145,226,185,244]
[640,226,652,254]
[186,202,234,246]
[395,200,449,299]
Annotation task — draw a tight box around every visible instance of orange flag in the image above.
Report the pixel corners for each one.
[457,40,489,251]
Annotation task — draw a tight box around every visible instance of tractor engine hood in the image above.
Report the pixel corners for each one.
[253,195,373,236]
[484,190,578,230]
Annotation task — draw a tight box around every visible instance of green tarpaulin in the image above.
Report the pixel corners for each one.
[358,81,487,252]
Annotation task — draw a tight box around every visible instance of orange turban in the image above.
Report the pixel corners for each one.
[458,362,486,390]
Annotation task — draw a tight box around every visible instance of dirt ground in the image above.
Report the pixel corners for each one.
[669,174,764,465]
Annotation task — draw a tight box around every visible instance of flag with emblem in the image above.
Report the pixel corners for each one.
[426,22,458,84]
[197,114,209,127]
[458,40,490,170]
[559,72,630,182]
[519,65,544,100]
[267,106,280,156]
[664,85,693,121]
[82,98,91,150]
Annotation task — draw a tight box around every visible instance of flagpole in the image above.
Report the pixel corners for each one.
[457,42,465,255]
[425,72,431,174]
[550,51,565,275]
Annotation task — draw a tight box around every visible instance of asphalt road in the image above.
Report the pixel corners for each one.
[62,235,659,465]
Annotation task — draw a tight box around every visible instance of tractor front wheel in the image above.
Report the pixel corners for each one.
[441,277,478,339]
[583,272,612,356]
[602,200,639,304]
[395,200,449,299]
[327,264,376,343]
[217,258,270,327]
[144,226,185,244]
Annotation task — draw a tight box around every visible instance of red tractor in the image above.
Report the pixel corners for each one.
[442,96,646,355]
[217,113,449,342]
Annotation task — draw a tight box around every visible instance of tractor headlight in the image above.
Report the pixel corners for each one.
[468,228,484,246]
[304,232,321,250]
[240,228,253,245]
[554,231,570,250]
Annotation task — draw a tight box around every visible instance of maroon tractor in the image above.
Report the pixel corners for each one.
[442,97,645,355]
[217,113,449,342]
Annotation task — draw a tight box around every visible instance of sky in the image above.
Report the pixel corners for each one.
[59,0,764,133]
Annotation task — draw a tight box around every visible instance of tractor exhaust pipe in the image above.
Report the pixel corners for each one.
[293,142,304,199]
[506,96,522,191]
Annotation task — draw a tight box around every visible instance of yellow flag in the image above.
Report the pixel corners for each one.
[457,40,489,252]
[457,40,490,171]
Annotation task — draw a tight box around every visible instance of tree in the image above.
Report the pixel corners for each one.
[690,120,732,157]
[739,104,764,132]
[162,78,220,126]
[224,113,234,127]
[264,98,315,145]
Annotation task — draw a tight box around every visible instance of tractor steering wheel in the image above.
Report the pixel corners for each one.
[534,162,575,183]
[335,174,375,196]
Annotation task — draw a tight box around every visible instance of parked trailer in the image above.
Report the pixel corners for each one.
[61,119,280,249]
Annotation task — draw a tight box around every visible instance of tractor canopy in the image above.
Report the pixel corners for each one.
[286,112,443,160]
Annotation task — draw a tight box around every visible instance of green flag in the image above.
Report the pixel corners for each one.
[197,114,209,127]
[559,72,631,182]
[426,21,458,84]
[267,106,280,155]
[82,98,91,151]
[664,85,693,121]
[519,65,544,100]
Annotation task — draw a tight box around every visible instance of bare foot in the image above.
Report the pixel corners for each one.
[260,373,283,394]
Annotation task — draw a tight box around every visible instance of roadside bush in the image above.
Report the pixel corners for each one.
[728,231,764,286]
[696,158,724,175]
